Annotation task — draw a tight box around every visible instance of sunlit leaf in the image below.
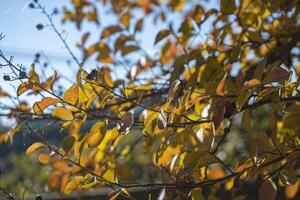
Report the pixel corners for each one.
[63,83,79,105]
[39,153,51,165]
[86,121,107,147]
[52,106,73,121]
[64,176,85,195]
[33,97,61,115]
[26,142,45,155]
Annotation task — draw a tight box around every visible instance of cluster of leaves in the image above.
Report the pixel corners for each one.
[1,0,300,199]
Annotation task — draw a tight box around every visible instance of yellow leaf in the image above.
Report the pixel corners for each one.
[43,71,57,91]
[63,83,79,105]
[26,142,45,155]
[64,176,85,195]
[33,97,61,115]
[243,79,261,91]
[103,167,115,182]
[86,121,107,147]
[120,12,130,29]
[29,64,40,83]
[39,153,51,165]
[52,106,73,121]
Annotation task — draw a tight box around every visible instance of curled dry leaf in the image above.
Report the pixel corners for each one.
[117,112,134,134]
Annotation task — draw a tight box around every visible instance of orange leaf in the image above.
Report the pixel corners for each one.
[216,72,227,96]
[33,97,61,115]
[243,79,261,91]
[39,153,51,165]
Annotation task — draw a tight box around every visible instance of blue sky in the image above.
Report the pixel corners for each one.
[0,0,216,125]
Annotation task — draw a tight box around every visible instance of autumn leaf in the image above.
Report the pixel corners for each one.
[39,153,51,165]
[17,81,33,96]
[63,83,79,105]
[154,29,171,45]
[62,136,76,153]
[86,121,107,147]
[64,176,85,195]
[33,97,61,115]
[216,72,227,96]
[26,142,45,155]
[52,106,73,121]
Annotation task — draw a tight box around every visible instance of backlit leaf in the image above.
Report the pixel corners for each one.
[86,121,107,147]
[26,142,45,155]
[17,81,33,96]
[39,153,51,165]
[64,176,85,195]
[33,97,61,115]
[63,83,79,105]
[52,106,73,121]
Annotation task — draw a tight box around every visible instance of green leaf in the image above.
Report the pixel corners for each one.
[86,121,107,147]
[26,142,45,155]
